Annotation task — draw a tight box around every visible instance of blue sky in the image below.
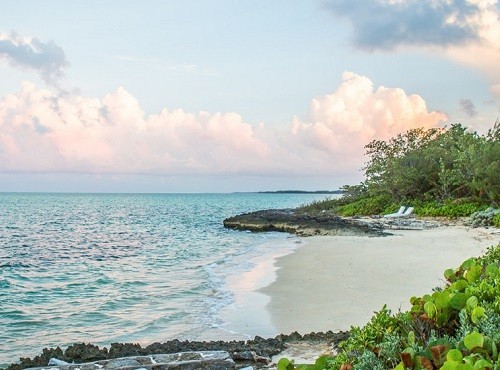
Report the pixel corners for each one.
[0,0,498,192]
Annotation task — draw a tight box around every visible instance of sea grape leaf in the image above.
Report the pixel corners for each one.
[466,296,479,312]
[453,279,470,292]
[447,349,464,362]
[485,263,498,277]
[450,293,470,310]
[277,357,294,370]
[461,258,476,270]
[464,332,484,351]
[471,306,486,324]
[394,363,405,370]
[400,351,414,368]
[465,265,482,283]
[430,344,448,366]
[472,358,493,369]
[313,355,330,369]
[424,301,437,319]
[419,355,434,370]
[445,268,456,281]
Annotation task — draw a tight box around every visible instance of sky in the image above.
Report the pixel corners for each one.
[0,0,499,193]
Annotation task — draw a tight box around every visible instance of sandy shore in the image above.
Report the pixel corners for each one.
[259,225,499,335]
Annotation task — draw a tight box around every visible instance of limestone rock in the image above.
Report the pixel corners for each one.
[24,351,234,370]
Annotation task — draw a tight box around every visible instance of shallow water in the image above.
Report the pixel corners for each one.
[0,192,332,366]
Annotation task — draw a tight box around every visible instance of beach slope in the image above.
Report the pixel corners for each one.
[260,225,500,334]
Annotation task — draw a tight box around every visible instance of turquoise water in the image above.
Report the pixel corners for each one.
[0,192,331,366]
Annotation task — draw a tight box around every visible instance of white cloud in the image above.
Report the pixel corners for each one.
[0,32,69,86]
[0,72,447,177]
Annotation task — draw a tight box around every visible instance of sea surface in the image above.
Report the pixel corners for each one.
[0,192,333,366]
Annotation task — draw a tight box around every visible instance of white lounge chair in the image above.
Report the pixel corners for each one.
[400,206,414,218]
[383,206,406,218]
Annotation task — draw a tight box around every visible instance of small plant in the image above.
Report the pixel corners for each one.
[466,207,500,227]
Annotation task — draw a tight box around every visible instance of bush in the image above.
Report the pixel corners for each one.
[414,201,486,218]
[466,207,500,227]
[494,214,500,228]
[337,195,396,216]
[296,198,340,214]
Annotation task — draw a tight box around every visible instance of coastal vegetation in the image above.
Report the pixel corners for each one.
[279,244,500,370]
[299,122,499,220]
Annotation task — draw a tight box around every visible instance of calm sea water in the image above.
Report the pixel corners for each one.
[0,192,332,366]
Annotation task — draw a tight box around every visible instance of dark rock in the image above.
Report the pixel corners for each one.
[223,209,387,237]
[108,343,143,358]
[65,343,107,362]
[6,330,350,370]
[232,351,254,361]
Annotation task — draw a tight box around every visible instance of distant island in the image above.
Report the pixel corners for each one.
[258,190,343,194]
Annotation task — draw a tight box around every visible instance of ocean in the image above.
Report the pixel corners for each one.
[0,192,333,366]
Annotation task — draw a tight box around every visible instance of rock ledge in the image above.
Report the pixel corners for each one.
[223,209,387,236]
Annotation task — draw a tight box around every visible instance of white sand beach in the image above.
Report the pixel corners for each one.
[262,225,500,334]
[220,225,499,341]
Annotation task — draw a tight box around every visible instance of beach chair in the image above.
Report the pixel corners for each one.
[383,206,406,218]
[400,206,414,218]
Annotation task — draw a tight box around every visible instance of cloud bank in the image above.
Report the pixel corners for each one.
[0,72,446,177]
[0,32,68,86]
[325,0,500,104]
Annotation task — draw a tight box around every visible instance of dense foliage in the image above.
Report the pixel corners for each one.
[279,244,500,370]
[299,122,499,217]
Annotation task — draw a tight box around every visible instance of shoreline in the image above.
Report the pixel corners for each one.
[7,223,500,369]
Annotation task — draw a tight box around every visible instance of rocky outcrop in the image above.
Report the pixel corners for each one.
[5,331,349,370]
[223,209,388,236]
[23,351,234,370]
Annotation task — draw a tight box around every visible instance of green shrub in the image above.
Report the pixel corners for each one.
[494,214,500,228]
[296,198,339,214]
[414,201,486,218]
[466,207,500,227]
[337,195,396,216]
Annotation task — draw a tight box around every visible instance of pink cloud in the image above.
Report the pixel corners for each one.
[0,72,447,177]
[291,72,447,169]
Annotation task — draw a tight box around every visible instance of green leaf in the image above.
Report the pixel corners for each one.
[424,301,437,319]
[464,332,484,351]
[445,268,456,281]
[408,331,415,347]
[471,306,486,324]
[277,357,294,370]
[450,293,470,310]
[465,265,483,283]
[313,355,330,369]
[447,349,464,362]
[466,296,479,312]
[461,258,476,270]
[485,263,499,277]
[473,359,493,369]
[453,279,469,292]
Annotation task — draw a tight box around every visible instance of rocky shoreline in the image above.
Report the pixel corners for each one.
[223,209,388,236]
[4,331,349,370]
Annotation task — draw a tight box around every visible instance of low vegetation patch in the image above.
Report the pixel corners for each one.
[466,208,500,228]
[279,244,500,370]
